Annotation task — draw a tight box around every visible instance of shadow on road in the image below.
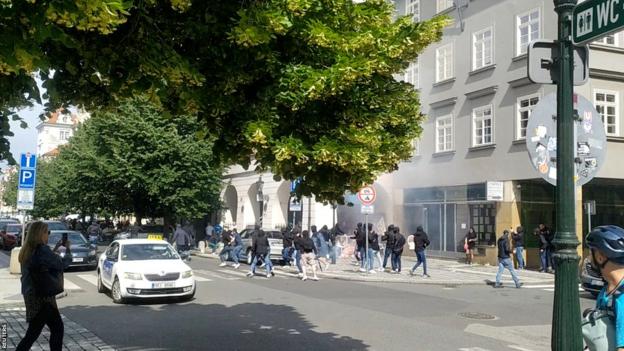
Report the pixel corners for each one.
[60,302,369,351]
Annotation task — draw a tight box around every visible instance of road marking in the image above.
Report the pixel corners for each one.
[458,348,492,351]
[508,345,536,351]
[64,278,82,291]
[522,285,554,289]
[76,274,98,286]
[194,269,239,280]
[218,269,249,278]
[193,275,212,282]
[542,288,584,292]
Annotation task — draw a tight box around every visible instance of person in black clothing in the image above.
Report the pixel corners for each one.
[494,230,522,288]
[351,223,367,272]
[218,230,233,266]
[299,230,319,281]
[410,226,431,277]
[391,227,406,273]
[512,226,525,270]
[464,227,477,265]
[381,225,395,271]
[329,224,344,264]
[536,225,551,273]
[540,224,555,272]
[293,229,304,277]
[367,228,381,273]
[247,227,274,278]
[281,228,295,266]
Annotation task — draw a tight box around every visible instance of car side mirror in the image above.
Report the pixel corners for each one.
[106,255,117,262]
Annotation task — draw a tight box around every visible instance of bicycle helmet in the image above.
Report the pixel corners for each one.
[586,225,624,264]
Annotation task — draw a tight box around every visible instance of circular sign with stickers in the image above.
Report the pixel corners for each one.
[526,93,607,186]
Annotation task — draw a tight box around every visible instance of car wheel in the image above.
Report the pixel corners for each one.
[111,277,125,304]
[246,249,253,265]
[97,271,107,293]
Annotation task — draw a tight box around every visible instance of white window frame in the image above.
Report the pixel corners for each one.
[472,105,494,147]
[436,115,454,152]
[516,8,541,56]
[403,59,419,89]
[59,130,70,141]
[516,93,540,140]
[436,0,454,13]
[594,89,620,136]
[412,139,421,157]
[436,43,454,82]
[472,27,494,70]
[406,0,420,22]
[594,33,619,46]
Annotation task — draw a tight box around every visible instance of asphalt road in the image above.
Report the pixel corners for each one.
[46,253,596,351]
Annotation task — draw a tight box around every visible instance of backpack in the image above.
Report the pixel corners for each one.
[582,292,617,351]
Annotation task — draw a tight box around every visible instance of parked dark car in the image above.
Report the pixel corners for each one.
[0,219,20,250]
[580,257,603,297]
[47,230,98,270]
[1,223,22,249]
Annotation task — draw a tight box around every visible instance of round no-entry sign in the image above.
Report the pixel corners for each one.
[358,186,376,206]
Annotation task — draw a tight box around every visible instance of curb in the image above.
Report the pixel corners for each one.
[191,252,552,286]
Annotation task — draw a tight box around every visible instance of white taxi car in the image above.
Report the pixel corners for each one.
[97,239,196,303]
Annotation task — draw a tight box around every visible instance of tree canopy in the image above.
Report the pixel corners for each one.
[3,98,223,221]
[1,0,447,202]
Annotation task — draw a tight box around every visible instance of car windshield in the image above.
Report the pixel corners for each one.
[46,222,68,231]
[121,244,179,261]
[48,232,87,245]
[0,221,17,230]
[6,225,21,233]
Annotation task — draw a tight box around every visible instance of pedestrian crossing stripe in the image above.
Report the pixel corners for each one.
[194,269,239,280]
[63,278,82,291]
[217,269,248,278]
[77,274,98,286]
[193,275,212,282]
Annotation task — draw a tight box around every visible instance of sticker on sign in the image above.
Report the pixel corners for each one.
[357,186,376,205]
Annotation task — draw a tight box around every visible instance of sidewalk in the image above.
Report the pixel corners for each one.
[192,251,555,286]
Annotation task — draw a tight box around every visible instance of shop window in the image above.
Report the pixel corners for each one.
[470,204,496,245]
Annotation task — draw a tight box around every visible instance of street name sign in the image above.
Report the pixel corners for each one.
[573,0,624,45]
[526,93,607,186]
[357,186,376,206]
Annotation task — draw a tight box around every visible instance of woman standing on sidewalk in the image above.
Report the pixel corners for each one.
[17,221,72,351]
[464,227,477,265]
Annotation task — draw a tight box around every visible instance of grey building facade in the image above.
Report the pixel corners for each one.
[339,0,624,266]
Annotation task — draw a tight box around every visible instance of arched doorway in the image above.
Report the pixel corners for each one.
[222,185,238,228]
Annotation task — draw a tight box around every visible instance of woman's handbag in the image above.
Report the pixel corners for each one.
[31,249,64,297]
[582,307,616,351]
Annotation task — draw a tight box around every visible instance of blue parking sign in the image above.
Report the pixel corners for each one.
[18,169,36,189]
[20,153,37,170]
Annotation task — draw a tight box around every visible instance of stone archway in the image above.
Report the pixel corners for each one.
[247,181,263,227]
[274,181,291,229]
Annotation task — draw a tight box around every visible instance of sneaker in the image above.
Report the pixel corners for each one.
[297,272,304,278]
[359,268,367,273]
[301,276,308,281]
[409,270,414,276]
[312,276,319,281]
[324,263,330,271]
[368,270,377,274]
[246,272,254,278]
[271,271,275,277]
[493,284,503,289]
[219,262,227,267]
[516,283,523,289]
[378,268,384,272]
[423,274,431,278]
[233,263,240,269]
[266,273,271,278]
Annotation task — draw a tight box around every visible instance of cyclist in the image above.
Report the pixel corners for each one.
[586,225,624,350]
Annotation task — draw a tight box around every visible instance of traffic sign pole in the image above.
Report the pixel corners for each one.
[552,1,583,349]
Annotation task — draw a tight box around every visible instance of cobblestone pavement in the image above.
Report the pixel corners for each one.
[1,307,116,351]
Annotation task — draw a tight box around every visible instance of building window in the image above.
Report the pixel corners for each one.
[402,59,419,89]
[406,0,420,22]
[472,105,494,146]
[594,31,621,46]
[436,115,453,152]
[59,131,70,140]
[436,0,454,13]
[436,43,454,82]
[594,90,619,136]
[517,94,540,139]
[473,27,493,70]
[517,8,540,55]
[470,204,496,245]
[412,139,421,157]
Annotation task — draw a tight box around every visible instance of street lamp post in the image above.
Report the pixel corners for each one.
[257,178,264,227]
[552,1,583,349]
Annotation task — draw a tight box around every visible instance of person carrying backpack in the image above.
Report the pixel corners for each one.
[410,226,431,278]
[583,225,624,350]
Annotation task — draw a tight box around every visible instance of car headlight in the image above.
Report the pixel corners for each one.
[89,250,96,256]
[181,270,193,279]
[124,272,143,280]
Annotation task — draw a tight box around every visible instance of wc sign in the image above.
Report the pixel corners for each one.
[574,0,624,45]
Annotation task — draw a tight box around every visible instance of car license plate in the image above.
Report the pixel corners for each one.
[151,282,175,289]
[591,279,604,286]
[72,257,84,263]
